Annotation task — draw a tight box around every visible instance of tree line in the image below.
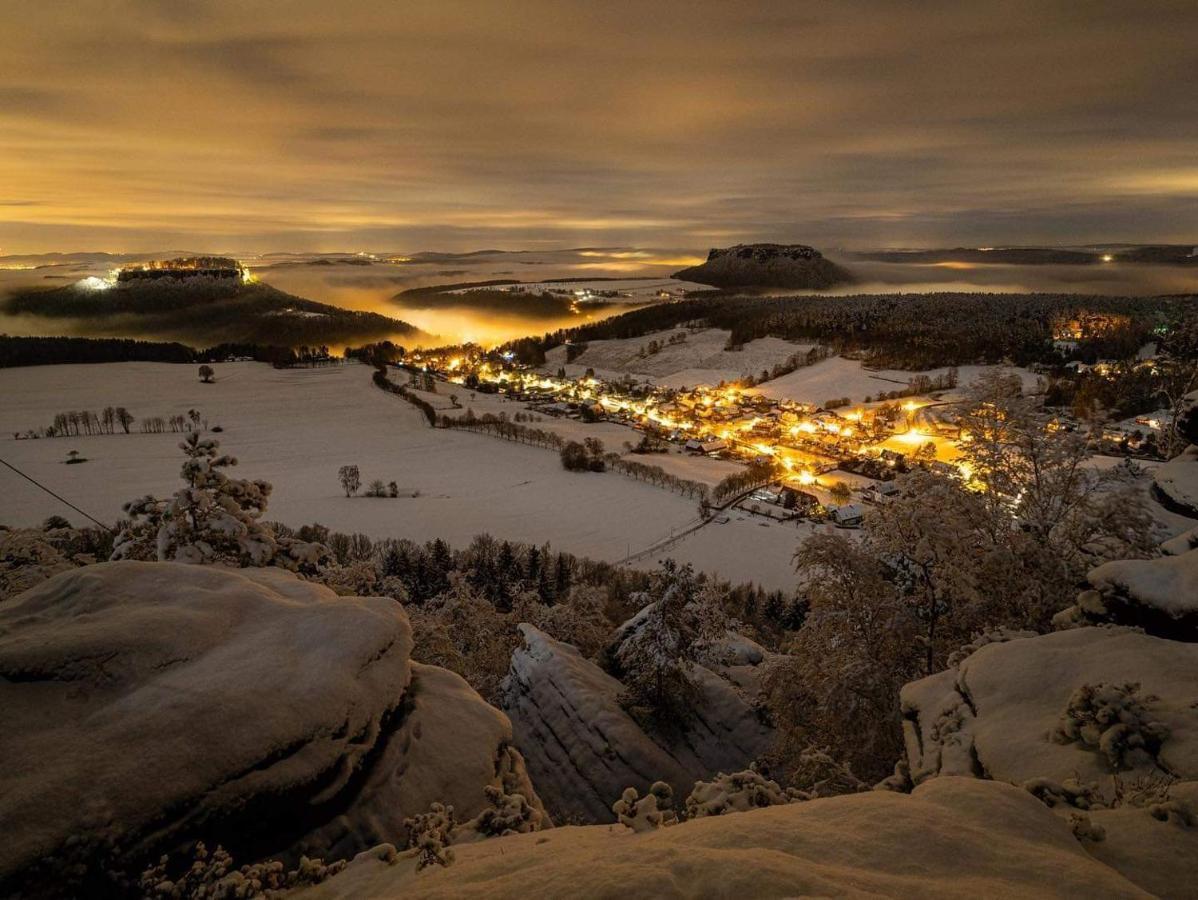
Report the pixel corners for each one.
[17,407,206,440]
[500,292,1186,370]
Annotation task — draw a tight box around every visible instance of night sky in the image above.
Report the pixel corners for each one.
[2,0,1196,253]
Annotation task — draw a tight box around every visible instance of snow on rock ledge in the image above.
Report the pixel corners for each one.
[0,561,541,893]
[902,628,1198,790]
[901,627,1198,896]
[1056,547,1198,639]
[1153,445,1198,518]
[286,779,1147,899]
[501,624,772,823]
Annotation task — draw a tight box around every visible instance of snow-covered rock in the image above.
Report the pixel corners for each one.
[1162,524,1198,556]
[903,628,1198,789]
[1154,445,1198,518]
[501,624,772,823]
[901,627,1198,895]
[290,662,547,863]
[1056,547,1198,639]
[0,561,541,893]
[286,778,1149,899]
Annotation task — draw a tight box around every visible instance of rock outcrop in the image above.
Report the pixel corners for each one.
[1054,546,1198,640]
[501,624,772,823]
[1154,445,1198,518]
[0,562,542,895]
[673,243,853,290]
[900,627,1198,896]
[288,778,1148,899]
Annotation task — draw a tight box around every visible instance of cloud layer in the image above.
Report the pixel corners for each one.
[1,0,1195,252]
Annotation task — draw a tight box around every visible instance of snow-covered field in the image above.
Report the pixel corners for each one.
[0,362,702,563]
[544,327,816,387]
[629,513,823,590]
[751,359,1043,406]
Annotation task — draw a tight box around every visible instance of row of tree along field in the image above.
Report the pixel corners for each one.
[15,407,211,440]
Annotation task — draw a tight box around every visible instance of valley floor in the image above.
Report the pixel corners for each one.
[0,362,698,563]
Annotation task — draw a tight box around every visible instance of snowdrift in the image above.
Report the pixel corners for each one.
[0,562,541,894]
[288,778,1147,899]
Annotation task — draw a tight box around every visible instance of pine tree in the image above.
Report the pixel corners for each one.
[113,434,277,566]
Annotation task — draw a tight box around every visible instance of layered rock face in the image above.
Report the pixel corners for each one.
[673,243,853,290]
[500,624,772,823]
[0,562,541,895]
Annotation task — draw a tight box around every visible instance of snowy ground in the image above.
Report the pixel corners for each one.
[0,362,702,563]
[628,513,829,590]
[544,327,817,387]
[751,359,1043,406]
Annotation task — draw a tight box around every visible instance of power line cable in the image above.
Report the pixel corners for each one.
[0,456,114,532]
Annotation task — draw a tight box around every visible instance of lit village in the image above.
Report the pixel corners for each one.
[392,331,1170,530]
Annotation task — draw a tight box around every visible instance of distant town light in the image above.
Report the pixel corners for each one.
[1101,254,1114,262]
[77,275,112,291]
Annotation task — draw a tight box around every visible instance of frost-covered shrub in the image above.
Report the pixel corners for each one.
[404,803,456,870]
[684,768,799,818]
[138,841,345,899]
[787,746,869,799]
[612,782,677,832]
[1023,776,1105,811]
[460,785,544,838]
[1052,682,1170,770]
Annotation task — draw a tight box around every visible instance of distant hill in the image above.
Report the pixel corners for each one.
[852,245,1198,266]
[393,281,613,318]
[673,244,853,290]
[3,279,426,348]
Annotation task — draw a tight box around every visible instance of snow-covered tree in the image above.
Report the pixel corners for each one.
[865,470,990,675]
[765,532,918,783]
[957,372,1157,570]
[113,434,277,566]
[112,434,330,573]
[611,560,727,723]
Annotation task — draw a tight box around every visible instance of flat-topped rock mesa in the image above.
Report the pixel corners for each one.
[672,243,853,290]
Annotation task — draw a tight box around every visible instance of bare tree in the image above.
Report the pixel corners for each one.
[338,464,361,497]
